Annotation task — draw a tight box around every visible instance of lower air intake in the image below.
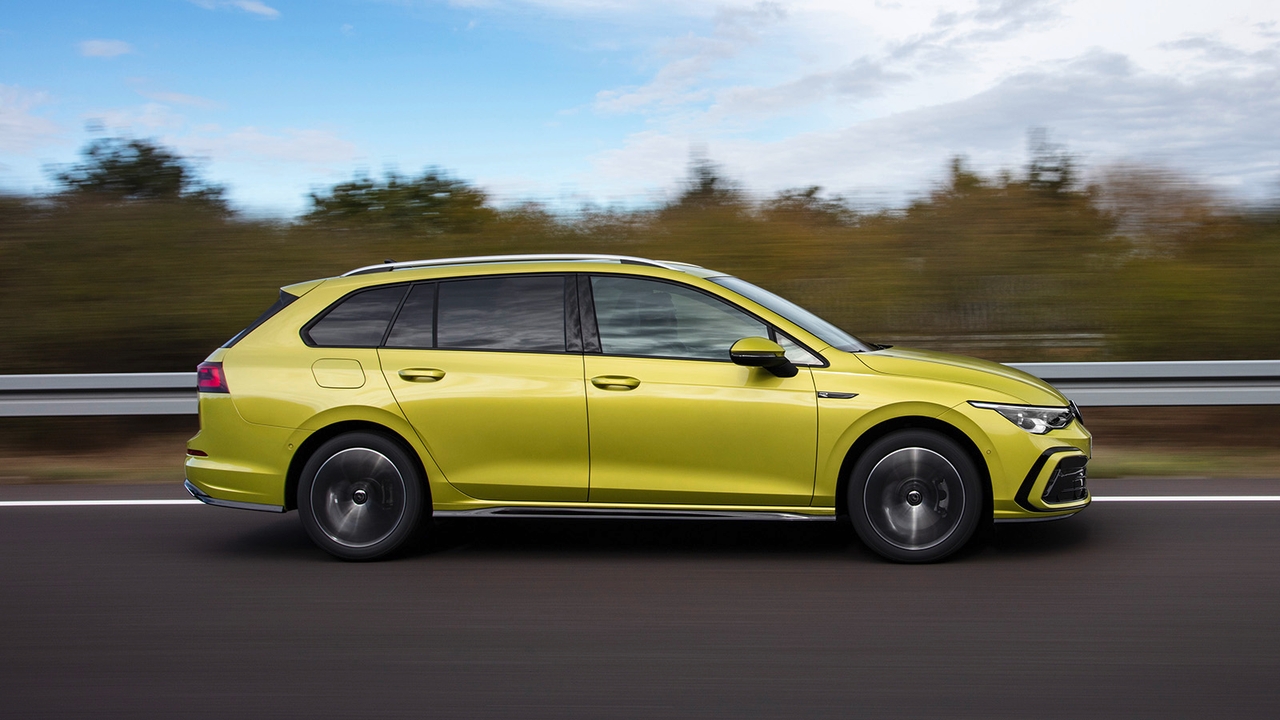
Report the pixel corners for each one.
[1043,455,1088,504]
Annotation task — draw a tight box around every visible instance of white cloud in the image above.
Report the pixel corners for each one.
[136,90,221,109]
[82,99,357,168]
[493,0,1271,204]
[590,42,1280,204]
[78,40,133,58]
[181,127,359,166]
[0,85,61,153]
[190,0,281,18]
[88,103,188,133]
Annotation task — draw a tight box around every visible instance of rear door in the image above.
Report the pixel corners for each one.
[379,274,589,502]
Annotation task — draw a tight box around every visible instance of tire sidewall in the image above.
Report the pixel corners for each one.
[298,432,426,561]
[848,429,983,563]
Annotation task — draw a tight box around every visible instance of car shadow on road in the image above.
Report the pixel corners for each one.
[970,514,1095,560]
[207,516,323,560]
[422,517,862,560]
[208,512,1095,564]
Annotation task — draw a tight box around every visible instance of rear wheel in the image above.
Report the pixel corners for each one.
[298,432,426,561]
[848,429,983,563]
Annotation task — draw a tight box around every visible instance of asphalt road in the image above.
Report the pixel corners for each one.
[2,478,1280,719]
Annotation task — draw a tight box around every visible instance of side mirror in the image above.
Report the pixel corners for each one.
[729,337,798,378]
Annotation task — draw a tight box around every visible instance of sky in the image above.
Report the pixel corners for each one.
[1,0,1278,215]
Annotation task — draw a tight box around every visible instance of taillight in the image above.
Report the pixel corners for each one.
[197,362,229,393]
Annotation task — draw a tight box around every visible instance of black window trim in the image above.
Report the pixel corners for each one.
[581,272,829,367]
[565,275,583,353]
[299,271,827,365]
[307,272,579,355]
[224,289,299,348]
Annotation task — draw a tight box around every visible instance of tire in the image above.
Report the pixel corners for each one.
[848,429,983,563]
[297,432,427,561]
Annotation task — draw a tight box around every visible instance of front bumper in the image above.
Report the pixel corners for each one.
[940,402,1091,521]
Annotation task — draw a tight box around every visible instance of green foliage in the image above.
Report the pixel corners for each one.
[306,169,494,233]
[52,138,227,211]
[1,136,1278,373]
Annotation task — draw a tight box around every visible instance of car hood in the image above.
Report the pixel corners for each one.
[855,346,1068,406]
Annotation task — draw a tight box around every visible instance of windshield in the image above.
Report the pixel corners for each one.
[710,276,874,353]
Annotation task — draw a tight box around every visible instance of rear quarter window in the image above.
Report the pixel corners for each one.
[304,285,408,347]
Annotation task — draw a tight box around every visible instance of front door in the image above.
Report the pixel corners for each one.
[583,275,818,506]
[379,275,589,502]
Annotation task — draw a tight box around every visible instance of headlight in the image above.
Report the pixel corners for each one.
[969,401,1075,434]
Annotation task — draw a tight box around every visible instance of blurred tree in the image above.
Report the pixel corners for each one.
[670,157,744,211]
[1026,128,1076,195]
[764,186,854,226]
[306,169,494,233]
[53,137,228,210]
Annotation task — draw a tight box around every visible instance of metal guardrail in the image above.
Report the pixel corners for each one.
[1,361,1279,417]
[0,373,197,417]
[1013,360,1280,407]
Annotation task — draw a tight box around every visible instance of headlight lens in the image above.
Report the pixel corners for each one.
[969,401,1075,434]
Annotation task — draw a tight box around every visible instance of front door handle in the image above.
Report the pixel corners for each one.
[398,368,446,383]
[591,375,641,391]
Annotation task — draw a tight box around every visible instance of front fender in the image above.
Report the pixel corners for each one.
[814,399,953,506]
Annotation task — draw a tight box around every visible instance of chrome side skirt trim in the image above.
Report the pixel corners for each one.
[184,480,285,513]
[994,512,1079,524]
[432,507,836,522]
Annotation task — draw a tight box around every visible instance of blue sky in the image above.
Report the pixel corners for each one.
[2,0,1279,215]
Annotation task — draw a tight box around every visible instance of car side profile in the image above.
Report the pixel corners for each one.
[185,254,1090,562]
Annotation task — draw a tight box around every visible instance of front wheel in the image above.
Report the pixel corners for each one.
[848,430,983,563]
[298,432,426,561]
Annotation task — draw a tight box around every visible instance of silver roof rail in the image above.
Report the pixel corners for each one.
[342,253,683,277]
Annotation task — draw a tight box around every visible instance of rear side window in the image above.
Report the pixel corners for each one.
[435,275,567,352]
[223,290,298,348]
[305,285,408,347]
[384,283,436,348]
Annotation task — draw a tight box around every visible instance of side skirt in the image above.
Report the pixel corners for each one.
[433,507,836,522]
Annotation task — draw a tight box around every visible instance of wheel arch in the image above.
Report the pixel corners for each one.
[284,420,431,512]
[834,415,993,523]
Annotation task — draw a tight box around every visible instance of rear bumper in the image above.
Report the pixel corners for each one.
[184,479,284,513]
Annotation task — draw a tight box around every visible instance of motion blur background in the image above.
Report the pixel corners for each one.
[2,0,1279,483]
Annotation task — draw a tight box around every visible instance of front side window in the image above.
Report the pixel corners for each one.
[435,275,567,353]
[709,275,872,353]
[590,276,767,361]
[305,285,408,347]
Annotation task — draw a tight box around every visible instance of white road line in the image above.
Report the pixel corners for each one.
[1090,496,1280,502]
[0,499,202,507]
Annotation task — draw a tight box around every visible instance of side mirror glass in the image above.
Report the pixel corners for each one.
[729,337,798,378]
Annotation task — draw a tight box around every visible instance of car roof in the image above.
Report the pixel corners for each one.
[342,254,721,279]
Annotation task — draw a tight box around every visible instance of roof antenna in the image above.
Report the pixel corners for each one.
[383,259,396,264]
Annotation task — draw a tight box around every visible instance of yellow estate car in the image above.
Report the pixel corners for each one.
[185,254,1090,562]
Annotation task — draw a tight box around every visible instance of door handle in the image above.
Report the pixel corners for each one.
[591,375,641,391]
[398,368,446,383]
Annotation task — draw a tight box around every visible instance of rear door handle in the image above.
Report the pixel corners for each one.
[591,375,641,391]
[398,368,446,383]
